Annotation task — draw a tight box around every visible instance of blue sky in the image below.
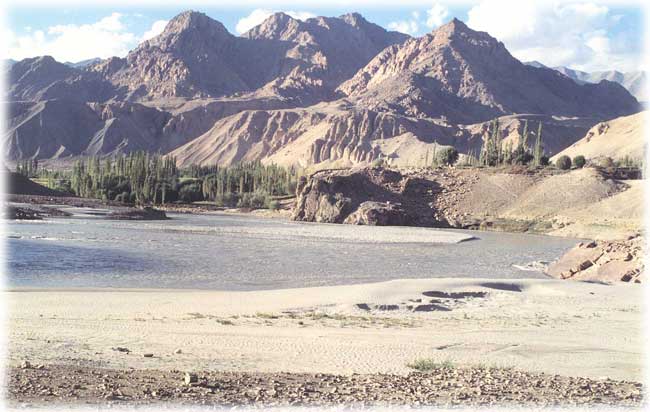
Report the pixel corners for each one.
[4,1,646,72]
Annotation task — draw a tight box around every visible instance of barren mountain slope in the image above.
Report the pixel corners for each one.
[553,67,647,102]
[338,19,639,124]
[551,111,647,162]
[243,12,408,99]
[170,104,595,168]
[90,11,407,104]
[8,56,117,102]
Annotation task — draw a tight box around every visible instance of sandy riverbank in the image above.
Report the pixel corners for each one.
[6,278,644,382]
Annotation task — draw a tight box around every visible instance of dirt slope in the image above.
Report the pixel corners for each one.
[552,111,647,162]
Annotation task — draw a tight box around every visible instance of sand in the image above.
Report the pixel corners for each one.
[6,278,644,382]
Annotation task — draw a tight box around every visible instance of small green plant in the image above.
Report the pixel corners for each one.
[436,147,459,166]
[555,155,572,170]
[573,155,586,168]
[406,358,455,371]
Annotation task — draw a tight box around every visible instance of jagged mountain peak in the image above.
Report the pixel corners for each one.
[143,10,231,50]
[338,12,367,27]
[166,10,227,32]
[243,12,303,40]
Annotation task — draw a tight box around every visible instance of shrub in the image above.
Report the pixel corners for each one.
[406,358,455,372]
[540,155,550,166]
[513,150,534,165]
[436,147,459,166]
[596,157,615,168]
[573,155,586,168]
[371,158,386,168]
[268,200,281,211]
[178,182,203,203]
[237,191,269,209]
[115,191,131,203]
[555,155,572,170]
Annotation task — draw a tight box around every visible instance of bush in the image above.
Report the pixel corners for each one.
[371,158,386,168]
[178,182,203,203]
[268,200,281,211]
[596,157,615,168]
[436,147,459,166]
[573,155,586,168]
[555,155,572,170]
[237,191,269,209]
[115,191,131,203]
[540,155,550,166]
[512,150,533,165]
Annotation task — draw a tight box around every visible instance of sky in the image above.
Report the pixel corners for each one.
[2,1,647,73]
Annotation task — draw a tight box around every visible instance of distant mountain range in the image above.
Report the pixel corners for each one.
[3,11,642,167]
[525,61,647,103]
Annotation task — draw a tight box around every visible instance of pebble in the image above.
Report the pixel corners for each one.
[7,364,644,408]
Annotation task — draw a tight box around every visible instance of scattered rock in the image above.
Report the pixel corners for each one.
[184,373,198,385]
[174,349,183,354]
[8,364,643,407]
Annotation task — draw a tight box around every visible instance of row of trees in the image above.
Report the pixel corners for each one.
[70,152,178,204]
[15,159,39,178]
[478,119,546,167]
[33,152,300,208]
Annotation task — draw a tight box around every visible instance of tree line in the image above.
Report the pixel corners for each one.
[25,152,301,208]
[478,119,546,167]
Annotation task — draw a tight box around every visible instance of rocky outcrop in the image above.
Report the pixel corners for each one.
[546,235,644,283]
[292,167,441,226]
[107,207,168,220]
[291,166,642,238]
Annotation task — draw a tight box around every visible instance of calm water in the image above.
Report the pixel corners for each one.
[6,212,578,290]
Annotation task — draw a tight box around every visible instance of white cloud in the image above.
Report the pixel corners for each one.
[235,9,316,34]
[466,1,642,72]
[142,20,168,42]
[5,12,138,63]
[387,19,419,35]
[425,2,449,28]
[389,2,450,35]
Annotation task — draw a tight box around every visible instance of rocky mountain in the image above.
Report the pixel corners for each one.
[339,19,639,124]
[3,12,643,168]
[88,11,407,103]
[63,58,102,69]
[8,56,117,102]
[525,62,647,103]
[242,12,408,100]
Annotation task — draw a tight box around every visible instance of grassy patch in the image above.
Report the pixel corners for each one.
[407,358,455,371]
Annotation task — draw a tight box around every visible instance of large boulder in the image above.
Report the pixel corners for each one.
[343,201,409,226]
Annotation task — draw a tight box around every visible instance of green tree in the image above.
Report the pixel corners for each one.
[533,121,544,167]
[573,155,586,168]
[555,155,572,170]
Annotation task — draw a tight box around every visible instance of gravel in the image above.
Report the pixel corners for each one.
[7,364,643,408]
